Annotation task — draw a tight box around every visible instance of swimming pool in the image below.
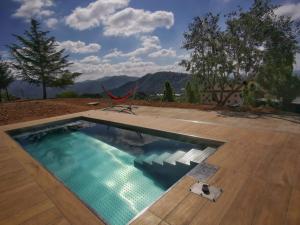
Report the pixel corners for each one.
[11,118,219,225]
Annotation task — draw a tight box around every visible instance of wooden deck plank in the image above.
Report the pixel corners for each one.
[130,211,161,225]
[20,207,64,225]
[251,183,291,225]
[0,182,48,221]
[0,199,54,225]
[218,177,268,225]
[286,188,300,225]
[0,158,24,177]
[46,183,105,225]
[189,169,247,225]
[54,219,72,225]
[0,169,32,193]
[164,192,207,225]
[149,176,195,219]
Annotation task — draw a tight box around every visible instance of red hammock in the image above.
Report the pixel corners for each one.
[101,84,137,103]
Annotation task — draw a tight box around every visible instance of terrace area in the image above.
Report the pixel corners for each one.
[0,99,299,225]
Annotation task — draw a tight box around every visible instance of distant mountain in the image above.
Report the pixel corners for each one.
[8,72,191,99]
[110,72,191,95]
[8,75,137,99]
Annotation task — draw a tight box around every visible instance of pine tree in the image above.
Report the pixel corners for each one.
[162,81,175,102]
[185,81,196,103]
[9,19,80,99]
[0,57,14,101]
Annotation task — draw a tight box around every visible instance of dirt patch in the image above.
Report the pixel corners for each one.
[0,98,277,126]
[0,99,106,126]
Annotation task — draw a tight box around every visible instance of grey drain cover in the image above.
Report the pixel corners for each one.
[190,181,223,202]
[187,162,219,181]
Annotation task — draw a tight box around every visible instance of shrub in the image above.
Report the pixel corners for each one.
[80,93,102,98]
[185,81,196,103]
[162,81,175,102]
[56,91,78,98]
[134,91,148,100]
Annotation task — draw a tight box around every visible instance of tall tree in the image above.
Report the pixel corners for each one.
[181,13,226,105]
[253,1,300,106]
[185,81,196,103]
[181,0,300,106]
[181,12,261,105]
[162,81,175,102]
[9,19,80,99]
[0,57,14,101]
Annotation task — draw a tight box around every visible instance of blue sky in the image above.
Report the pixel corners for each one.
[1,0,300,81]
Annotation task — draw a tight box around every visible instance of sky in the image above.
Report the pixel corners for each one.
[0,0,300,81]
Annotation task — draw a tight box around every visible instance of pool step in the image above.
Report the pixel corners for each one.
[190,147,217,166]
[152,152,172,165]
[134,146,217,178]
[163,150,186,165]
[143,154,159,165]
[176,149,204,166]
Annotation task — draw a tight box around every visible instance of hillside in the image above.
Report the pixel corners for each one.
[8,75,137,99]
[110,72,191,95]
[8,72,191,99]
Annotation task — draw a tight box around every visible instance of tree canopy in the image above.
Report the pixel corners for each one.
[162,81,175,102]
[0,57,14,101]
[181,0,300,106]
[9,19,81,99]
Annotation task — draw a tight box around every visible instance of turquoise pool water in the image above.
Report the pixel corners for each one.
[12,120,203,225]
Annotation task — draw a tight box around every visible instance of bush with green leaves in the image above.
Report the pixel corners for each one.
[0,57,14,102]
[242,83,256,106]
[185,81,197,103]
[56,91,78,98]
[80,93,102,98]
[134,91,148,100]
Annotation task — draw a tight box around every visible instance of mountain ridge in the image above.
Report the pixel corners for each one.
[8,75,137,99]
[8,72,191,99]
[109,71,191,96]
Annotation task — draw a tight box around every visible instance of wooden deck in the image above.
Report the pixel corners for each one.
[0,107,299,225]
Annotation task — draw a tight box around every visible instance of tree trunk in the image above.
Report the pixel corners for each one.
[42,82,47,99]
[5,88,9,101]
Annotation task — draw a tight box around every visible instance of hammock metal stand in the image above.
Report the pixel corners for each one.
[101,85,137,114]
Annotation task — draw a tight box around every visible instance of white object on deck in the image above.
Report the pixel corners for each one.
[87,102,99,106]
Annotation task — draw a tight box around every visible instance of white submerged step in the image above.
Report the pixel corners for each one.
[176,149,203,165]
[152,152,172,165]
[190,147,217,166]
[143,153,159,165]
[164,150,186,165]
[134,146,218,177]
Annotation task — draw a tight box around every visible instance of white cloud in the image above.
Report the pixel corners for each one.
[104,35,161,58]
[57,40,101,54]
[70,57,184,80]
[275,3,300,20]
[177,53,189,60]
[65,0,129,30]
[80,55,102,64]
[103,48,124,58]
[103,8,174,36]
[45,18,58,28]
[124,36,161,57]
[149,48,176,58]
[13,0,54,20]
